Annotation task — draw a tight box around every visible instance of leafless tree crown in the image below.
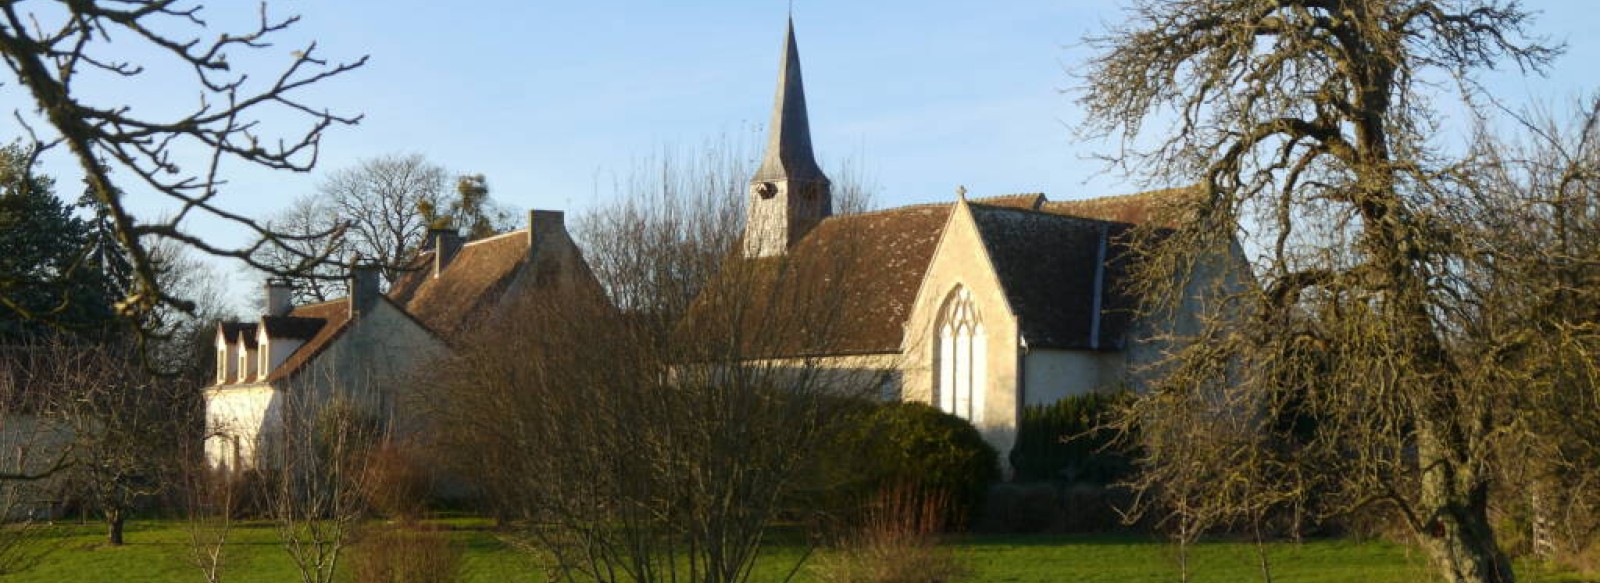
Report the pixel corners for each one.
[1078,2,1565,582]
[0,1,365,323]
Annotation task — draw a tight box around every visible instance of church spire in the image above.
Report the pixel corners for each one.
[753,17,827,184]
[744,18,832,258]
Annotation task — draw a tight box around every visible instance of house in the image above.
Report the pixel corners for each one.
[203,211,597,471]
[711,20,1245,468]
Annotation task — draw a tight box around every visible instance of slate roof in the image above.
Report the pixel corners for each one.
[219,322,254,344]
[263,299,352,383]
[752,18,827,185]
[967,204,1135,350]
[259,316,326,340]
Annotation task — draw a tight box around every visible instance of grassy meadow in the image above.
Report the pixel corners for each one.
[4,519,1591,583]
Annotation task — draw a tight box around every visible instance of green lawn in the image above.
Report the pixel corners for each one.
[2,520,1589,583]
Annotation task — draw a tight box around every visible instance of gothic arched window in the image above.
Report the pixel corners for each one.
[935,286,986,423]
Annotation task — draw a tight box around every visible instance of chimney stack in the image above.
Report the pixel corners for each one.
[429,226,464,278]
[349,259,382,318]
[527,209,565,253]
[265,278,294,316]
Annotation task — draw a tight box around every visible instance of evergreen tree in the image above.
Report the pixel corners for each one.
[78,185,135,310]
[0,145,113,338]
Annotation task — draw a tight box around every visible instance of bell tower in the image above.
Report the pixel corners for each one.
[743,18,831,258]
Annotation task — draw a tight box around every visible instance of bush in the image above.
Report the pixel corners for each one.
[350,527,463,583]
[362,440,432,524]
[826,402,998,529]
[1008,392,1134,484]
[813,483,967,583]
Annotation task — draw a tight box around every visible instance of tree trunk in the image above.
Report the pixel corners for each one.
[107,510,124,546]
[1417,424,1514,583]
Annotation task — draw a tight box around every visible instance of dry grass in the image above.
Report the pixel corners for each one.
[349,527,464,583]
[814,485,968,583]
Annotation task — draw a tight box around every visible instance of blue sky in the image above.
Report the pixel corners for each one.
[11,1,1600,302]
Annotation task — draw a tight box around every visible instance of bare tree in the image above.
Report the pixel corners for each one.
[260,386,381,583]
[1466,98,1600,565]
[1078,1,1562,582]
[0,343,74,574]
[49,340,185,545]
[252,196,349,305]
[319,153,448,287]
[421,141,887,583]
[0,1,364,326]
[178,437,235,583]
[252,153,519,300]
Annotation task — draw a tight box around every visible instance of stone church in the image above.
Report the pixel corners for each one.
[203,19,1237,474]
[723,20,1238,465]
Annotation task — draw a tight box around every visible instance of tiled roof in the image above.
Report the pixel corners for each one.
[392,231,529,338]
[387,253,432,306]
[971,193,1045,210]
[264,299,352,383]
[968,204,1134,350]
[695,203,953,356]
[700,188,1185,357]
[789,204,953,354]
[1043,187,1193,225]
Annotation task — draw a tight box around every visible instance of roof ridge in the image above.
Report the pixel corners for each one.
[289,297,348,310]
[972,192,1045,200]
[459,228,528,248]
[969,201,1133,225]
[1045,186,1198,209]
[830,201,952,219]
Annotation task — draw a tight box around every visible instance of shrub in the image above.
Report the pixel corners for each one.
[362,440,432,524]
[350,527,463,583]
[1008,392,1135,484]
[843,403,999,529]
[813,483,967,583]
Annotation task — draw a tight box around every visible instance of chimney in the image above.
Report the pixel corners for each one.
[527,209,565,254]
[430,226,464,278]
[264,278,293,316]
[348,259,382,318]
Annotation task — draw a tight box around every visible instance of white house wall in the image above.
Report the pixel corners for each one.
[203,383,279,471]
[737,353,901,400]
[1022,349,1124,406]
[294,301,447,432]
[203,299,448,470]
[1122,240,1252,391]
[263,338,304,376]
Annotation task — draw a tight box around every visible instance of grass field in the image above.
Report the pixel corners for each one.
[4,519,1591,583]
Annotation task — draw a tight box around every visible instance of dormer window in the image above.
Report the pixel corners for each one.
[238,334,257,383]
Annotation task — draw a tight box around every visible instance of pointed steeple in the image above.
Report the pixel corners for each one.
[753,18,828,184]
[743,18,833,258]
